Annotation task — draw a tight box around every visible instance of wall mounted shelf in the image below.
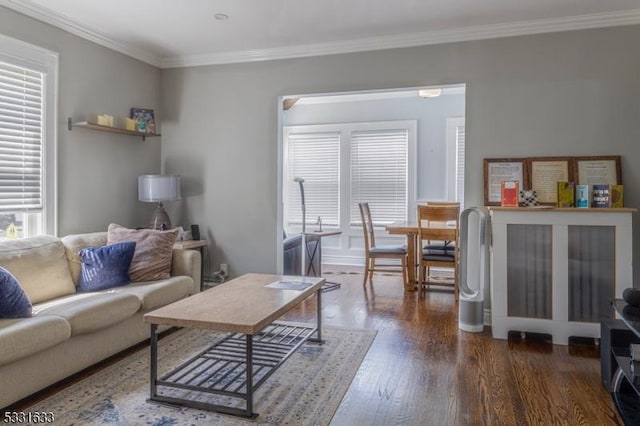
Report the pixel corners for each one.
[67,118,160,141]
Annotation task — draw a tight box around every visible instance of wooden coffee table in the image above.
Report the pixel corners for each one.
[143,273,325,418]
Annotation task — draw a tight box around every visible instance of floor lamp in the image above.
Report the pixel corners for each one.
[292,177,340,292]
[293,177,306,276]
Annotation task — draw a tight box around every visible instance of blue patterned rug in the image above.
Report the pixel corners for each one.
[26,326,376,425]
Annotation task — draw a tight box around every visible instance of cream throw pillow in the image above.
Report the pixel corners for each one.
[107,224,178,282]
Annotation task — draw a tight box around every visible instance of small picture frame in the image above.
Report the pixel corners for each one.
[501,181,519,207]
[130,107,156,134]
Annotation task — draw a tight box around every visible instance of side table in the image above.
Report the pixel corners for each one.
[173,239,207,291]
[305,230,341,292]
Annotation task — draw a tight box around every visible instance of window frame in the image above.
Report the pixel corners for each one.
[283,120,416,234]
[0,33,58,237]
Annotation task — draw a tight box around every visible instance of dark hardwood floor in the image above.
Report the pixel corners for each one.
[284,265,622,426]
[7,265,622,425]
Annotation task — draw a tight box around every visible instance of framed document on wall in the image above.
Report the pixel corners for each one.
[484,159,527,206]
[576,156,621,185]
[483,155,623,207]
[530,158,572,205]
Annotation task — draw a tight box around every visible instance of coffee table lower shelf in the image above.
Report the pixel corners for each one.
[149,321,319,418]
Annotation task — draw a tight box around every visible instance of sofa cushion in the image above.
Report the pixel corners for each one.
[111,276,192,311]
[77,242,136,292]
[0,267,32,318]
[33,292,141,336]
[0,235,76,304]
[0,316,71,365]
[107,224,178,282]
[61,232,108,286]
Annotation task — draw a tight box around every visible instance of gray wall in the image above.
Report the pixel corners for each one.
[3,5,639,284]
[283,94,465,201]
[0,6,162,235]
[161,25,640,282]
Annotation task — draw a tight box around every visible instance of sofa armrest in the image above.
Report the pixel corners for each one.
[171,249,201,294]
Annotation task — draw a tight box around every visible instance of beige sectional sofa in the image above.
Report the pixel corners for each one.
[0,231,201,408]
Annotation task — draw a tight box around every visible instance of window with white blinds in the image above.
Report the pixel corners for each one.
[0,60,43,211]
[0,34,57,239]
[286,132,340,227]
[284,120,415,233]
[350,129,408,225]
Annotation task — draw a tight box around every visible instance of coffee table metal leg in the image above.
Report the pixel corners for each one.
[246,334,254,417]
[308,287,324,343]
[150,324,158,399]
[318,287,322,342]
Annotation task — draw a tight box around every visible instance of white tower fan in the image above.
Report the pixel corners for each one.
[458,207,491,332]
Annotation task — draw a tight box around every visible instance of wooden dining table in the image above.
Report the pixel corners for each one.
[385,221,458,291]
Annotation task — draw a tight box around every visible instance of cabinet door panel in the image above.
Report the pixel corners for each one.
[507,224,552,319]
[568,225,615,322]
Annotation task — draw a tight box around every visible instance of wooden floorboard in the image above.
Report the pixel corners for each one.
[283,265,622,426]
[6,265,622,425]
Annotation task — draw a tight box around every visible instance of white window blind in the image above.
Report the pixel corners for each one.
[0,60,43,211]
[456,124,465,207]
[446,117,465,208]
[286,132,340,227]
[350,129,408,225]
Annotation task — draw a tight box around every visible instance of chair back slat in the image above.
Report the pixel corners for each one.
[358,202,376,249]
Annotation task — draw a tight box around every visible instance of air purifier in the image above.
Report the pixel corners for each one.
[458,207,490,332]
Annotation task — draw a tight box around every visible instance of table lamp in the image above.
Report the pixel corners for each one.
[138,174,181,230]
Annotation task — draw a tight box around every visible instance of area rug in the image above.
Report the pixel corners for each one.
[26,326,376,426]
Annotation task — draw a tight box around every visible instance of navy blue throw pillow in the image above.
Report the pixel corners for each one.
[0,266,32,318]
[77,241,136,292]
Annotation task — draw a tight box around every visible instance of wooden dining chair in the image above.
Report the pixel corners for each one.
[358,202,408,288]
[422,201,460,250]
[417,204,460,298]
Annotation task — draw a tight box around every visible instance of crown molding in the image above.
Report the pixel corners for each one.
[161,9,640,68]
[0,0,162,67]
[1,1,639,69]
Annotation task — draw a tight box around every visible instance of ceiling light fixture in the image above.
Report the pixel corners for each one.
[214,13,229,20]
[418,88,443,98]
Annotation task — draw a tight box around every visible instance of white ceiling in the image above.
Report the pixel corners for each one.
[1,0,639,68]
